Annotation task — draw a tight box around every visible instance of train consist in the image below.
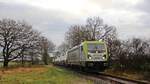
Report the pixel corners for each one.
[53,40,109,70]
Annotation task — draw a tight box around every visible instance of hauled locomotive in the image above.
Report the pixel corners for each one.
[53,40,109,70]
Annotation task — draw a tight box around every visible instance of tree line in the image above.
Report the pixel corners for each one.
[0,19,55,68]
[58,16,150,72]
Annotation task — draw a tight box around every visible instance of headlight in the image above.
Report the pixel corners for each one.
[103,54,106,59]
[102,57,105,59]
[89,56,92,59]
[88,55,92,59]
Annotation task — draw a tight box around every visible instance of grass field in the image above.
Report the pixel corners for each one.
[0,65,92,84]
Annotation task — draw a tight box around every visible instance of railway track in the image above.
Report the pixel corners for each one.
[97,73,149,84]
[57,66,149,84]
[89,73,149,84]
[77,71,149,84]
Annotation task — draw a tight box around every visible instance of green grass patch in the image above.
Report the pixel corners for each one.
[0,65,92,84]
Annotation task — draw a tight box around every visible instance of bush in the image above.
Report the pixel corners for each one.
[110,38,150,72]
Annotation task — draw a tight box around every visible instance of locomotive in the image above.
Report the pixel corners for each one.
[53,40,109,70]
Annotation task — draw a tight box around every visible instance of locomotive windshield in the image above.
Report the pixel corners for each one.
[88,43,105,53]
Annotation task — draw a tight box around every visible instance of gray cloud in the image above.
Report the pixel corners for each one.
[0,0,150,46]
[136,0,150,13]
[0,2,74,45]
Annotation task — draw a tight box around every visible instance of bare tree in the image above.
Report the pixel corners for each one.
[0,19,40,67]
[58,42,69,56]
[65,16,117,48]
[39,36,55,65]
[127,38,150,70]
[86,17,103,40]
[20,30,41,65]
[110,38,150,71]
[65,25,89,47]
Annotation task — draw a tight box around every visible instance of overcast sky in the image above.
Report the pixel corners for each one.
[0,0,150,46]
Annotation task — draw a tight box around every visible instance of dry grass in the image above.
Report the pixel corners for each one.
[0,65,92,84]
[0,65,46,75]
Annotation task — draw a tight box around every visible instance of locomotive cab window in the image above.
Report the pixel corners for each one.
[88,43,105,53]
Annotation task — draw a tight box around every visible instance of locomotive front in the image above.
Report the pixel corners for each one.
[83,41,108,70]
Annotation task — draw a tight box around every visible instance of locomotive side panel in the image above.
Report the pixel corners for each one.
[67,46,81,65]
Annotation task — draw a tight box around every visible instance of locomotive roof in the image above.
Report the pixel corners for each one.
[67,40,105,52]
[82,40,105,44]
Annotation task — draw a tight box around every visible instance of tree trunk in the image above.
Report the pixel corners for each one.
[43,51,48,65]
[3,60,9,68]
[30,52,35,65]
[31,55,34,65]
[21,56,25,66]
